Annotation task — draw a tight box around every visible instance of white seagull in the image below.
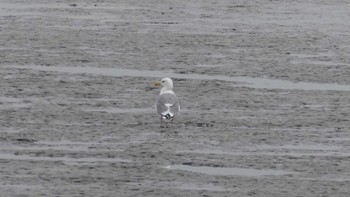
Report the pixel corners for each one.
[154,78,180,125]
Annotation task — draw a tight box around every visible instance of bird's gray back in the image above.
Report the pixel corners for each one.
[156,93,180,115]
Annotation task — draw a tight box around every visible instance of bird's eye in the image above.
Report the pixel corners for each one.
[161,80,165,83]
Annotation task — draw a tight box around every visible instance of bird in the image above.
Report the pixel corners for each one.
[154,78,180,126]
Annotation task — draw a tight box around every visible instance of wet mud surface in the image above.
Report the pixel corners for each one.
[1,0,350,196]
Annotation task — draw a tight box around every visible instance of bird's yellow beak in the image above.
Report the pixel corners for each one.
[154,81,161,87]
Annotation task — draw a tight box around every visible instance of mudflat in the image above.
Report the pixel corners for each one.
[1,0,350,196]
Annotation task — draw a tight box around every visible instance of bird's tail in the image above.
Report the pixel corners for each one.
[162,113,173,120]
[162,104,174,120]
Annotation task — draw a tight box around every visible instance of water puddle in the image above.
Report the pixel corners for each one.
[165,165,296,176]
[0,97,22,102]
[176,149,350,157]
[6,65,350,91]
[0,3,66,10]
[0,153,131,163]
[0,145,124,152]
[0,103,32,109]
[34,140,124,151]
[83,107,153,114]
[289,53,333,58]
[328,137,350,141]
[1,146,89,152]
[291,59,341,66]
[0,97,32,109]
[0,128,22,133]
[0,184,45,191]
[299,175,350,183]
[35,140,102,146]
[195,64,224,68]
[128,181,230,192]
[318,175,350,182]
[176,149,240,155]
[252,144,341,151]
[289,53,343,66]
[172,184,229,191]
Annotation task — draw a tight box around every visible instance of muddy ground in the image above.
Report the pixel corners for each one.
[1,0,350,196]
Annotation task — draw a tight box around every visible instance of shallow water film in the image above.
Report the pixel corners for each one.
[1,0,350,196]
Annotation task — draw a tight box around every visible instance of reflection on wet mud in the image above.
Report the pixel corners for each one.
[0,153,131,164]
[166,165,296,176]
[7,65,350,91]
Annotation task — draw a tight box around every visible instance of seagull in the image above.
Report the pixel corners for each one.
[154,78,180,125]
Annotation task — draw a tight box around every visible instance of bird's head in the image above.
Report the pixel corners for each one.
[154,78,173,91]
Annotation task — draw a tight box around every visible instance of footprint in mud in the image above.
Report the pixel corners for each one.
[160,129,178,136]
[184,122,214,127]
[181,162,223,168]
[14,138,37,143]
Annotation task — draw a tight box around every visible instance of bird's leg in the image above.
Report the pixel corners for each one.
[160,116,164,128]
